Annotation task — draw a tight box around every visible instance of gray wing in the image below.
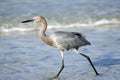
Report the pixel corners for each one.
[51,31,91,50]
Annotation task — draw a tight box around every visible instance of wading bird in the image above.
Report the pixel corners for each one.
[22,16,99,78]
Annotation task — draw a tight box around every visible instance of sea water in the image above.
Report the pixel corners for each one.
[0,0,120,32]
[0,0,120,80]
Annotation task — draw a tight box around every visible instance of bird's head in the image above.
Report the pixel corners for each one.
[22,16,45,23]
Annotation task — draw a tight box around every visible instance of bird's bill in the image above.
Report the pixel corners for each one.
[22,19,34,23]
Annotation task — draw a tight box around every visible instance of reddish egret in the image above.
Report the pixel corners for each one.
[22,16,99,78]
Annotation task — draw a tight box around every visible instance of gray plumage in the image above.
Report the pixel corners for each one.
[51,31,91,51]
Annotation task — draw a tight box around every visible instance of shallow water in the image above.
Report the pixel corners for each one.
[0,28,120,80]
[0,0,120,80]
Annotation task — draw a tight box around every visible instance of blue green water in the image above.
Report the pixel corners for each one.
[0,0,120,80]
[0,0,120,32]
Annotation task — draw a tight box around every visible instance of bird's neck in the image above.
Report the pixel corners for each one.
[39,19,54,47]
[39,19,47,37]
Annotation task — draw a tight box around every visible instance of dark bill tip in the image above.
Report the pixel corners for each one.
[22,19,34,23]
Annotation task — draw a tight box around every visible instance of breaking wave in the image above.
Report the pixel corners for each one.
[0,19,120,33]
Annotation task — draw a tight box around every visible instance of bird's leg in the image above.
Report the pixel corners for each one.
[72,49,99,75]
[54,51,64,78]
[79,53,99,75]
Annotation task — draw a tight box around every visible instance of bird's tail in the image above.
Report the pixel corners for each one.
[82,37,91,45]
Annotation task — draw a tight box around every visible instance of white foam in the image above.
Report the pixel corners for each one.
[0,27,36,32]
[47,19,120,30]
[0,19,120,33]
[94,19,120,25]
